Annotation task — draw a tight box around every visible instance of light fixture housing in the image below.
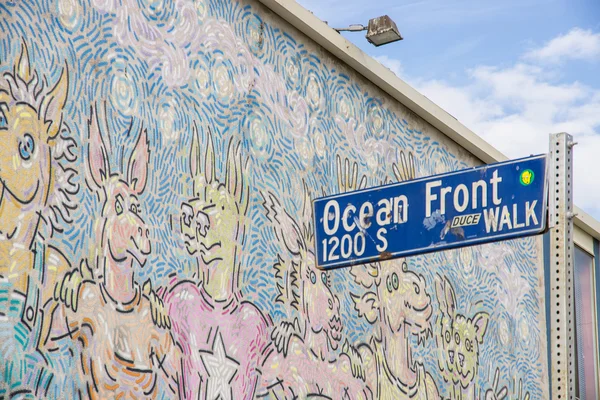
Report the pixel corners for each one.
[365,15,403,46]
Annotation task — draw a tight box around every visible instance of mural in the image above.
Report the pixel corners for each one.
[0,0,548,399]
[435,275,489,399]
[257,164,370,398]
[161,124,271,399]
[346,153,438,399]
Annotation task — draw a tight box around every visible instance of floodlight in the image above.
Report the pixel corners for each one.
[334,15,403,47]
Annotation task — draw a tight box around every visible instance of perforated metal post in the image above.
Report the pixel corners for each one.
[548,132,575,399]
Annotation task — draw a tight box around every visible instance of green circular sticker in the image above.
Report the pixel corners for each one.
[520,169,534,186]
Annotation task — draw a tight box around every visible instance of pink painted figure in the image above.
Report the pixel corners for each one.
[160,125,270,399]
[255,172,372,399]
[44,105,183,399]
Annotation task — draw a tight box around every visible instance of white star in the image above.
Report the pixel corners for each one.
[199,331,240,400]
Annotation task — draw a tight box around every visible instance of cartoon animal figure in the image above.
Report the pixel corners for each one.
[161,124,270,399]
[261,181,343,360]
[435,275,490,400]
[436,275,458,388]
[350,259,438,399]
[0,40,79,396]
[0,40,77,305]
[255,156,373,399]
[177,124,252,299]
[44,105,183,399]
[346,151,438,399]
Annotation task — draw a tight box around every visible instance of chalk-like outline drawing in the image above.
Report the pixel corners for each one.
[162,124,271,399]
[44,105,183,398]
[257,176,371,398]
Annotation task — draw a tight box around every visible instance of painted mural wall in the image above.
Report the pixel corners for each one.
[0,0,549,398]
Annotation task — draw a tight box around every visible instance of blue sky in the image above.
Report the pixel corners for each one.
[297,0,600,219]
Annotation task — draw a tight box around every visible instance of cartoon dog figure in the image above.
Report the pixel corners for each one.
[435,275,489,400]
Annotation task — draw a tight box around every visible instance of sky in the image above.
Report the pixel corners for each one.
[296,0,600,220]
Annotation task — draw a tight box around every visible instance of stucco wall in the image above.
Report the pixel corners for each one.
[0,0,548,398]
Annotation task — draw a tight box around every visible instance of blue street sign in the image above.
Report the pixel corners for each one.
[314,154,548,270]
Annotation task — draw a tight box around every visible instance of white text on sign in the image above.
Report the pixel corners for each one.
[321,195,408,261]
[318,166,542,264]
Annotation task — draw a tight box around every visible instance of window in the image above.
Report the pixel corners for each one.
[574,246,599,399]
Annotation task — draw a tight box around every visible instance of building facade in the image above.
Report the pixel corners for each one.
[0,0,597,398]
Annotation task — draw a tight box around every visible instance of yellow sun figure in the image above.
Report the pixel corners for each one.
[520,169,534,186]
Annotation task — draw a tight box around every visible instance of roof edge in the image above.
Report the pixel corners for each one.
[574,206,600,241]
[256,0,600,241]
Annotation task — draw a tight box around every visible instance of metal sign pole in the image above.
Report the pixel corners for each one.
[548,132,576,399]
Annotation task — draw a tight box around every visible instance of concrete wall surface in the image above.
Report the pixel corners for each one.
[0,0,548,398]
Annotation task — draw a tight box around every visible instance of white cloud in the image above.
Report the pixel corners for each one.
[524,28,600,63]
[470,64,589,104]
[374,55,403,78]
[417,79,503,128]
[401,31,600,218]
